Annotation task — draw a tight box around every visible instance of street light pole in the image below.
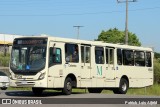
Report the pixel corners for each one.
[117,0,136,45]
[73,26,83,39]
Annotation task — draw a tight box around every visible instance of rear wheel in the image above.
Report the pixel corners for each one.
[113,78,129,94]
[88,88,103,93]
[32,88,44,96]
[62,78,72,95]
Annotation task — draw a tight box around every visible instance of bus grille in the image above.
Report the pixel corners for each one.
[15,81,35,86]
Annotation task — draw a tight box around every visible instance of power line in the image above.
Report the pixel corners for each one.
[73,26,84,39]
[0,6,159,17]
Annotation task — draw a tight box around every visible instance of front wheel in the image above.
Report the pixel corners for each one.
[113,78,129,94]
[62,78,72,95]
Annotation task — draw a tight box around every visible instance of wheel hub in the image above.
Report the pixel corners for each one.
[122,83,127,91]
[66,82,71,91]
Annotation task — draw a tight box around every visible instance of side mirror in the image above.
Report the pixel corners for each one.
[66,57,70,63]
[53,48,56,55]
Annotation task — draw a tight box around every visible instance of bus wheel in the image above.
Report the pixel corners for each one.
[88,88,103,93]
[32,88,43,96]
[113,78,128,94]
[62,78,72,95]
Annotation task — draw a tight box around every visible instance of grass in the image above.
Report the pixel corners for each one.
[127,84,160,96]
[7,84,160,96]
[8,87,32,91]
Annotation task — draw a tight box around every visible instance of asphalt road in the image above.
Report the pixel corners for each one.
[0,90,160,107]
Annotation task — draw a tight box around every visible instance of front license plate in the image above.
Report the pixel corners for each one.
[21,81,27,84]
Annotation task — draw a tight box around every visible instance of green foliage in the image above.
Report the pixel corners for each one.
[96,28,141,46]
[0,53,10,67]
[154,52,160,59]
[154,59,160,84]
[127,84,160,96]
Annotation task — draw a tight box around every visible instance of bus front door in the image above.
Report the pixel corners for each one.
[48,41,63,88]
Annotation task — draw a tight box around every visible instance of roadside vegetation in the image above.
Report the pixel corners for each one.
[0,53,10,67]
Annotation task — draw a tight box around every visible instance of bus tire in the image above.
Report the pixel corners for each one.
[62,77,72,95]
[32,88,43,96]
[113,78,129,94]
[88,88,103,93]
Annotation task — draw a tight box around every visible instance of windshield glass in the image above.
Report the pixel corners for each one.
[10,46,46,73]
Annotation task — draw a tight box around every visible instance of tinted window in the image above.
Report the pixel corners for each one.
[117,49,122,65]
[134,51,145,66]
[81,46,91,63]
[146,52,152,67]
[106,49,108,64]
[49,47,62,66]
[95,47,104,64]
[65,44,79,63]
[110,49,114,64]
[123,50,134,66]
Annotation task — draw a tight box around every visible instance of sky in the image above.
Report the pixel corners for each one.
[0,0,160,52]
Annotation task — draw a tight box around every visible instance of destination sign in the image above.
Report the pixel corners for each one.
[13,38,47,45]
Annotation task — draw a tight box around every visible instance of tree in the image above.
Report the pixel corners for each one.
[96,28,141,46]
[155,52,160,59]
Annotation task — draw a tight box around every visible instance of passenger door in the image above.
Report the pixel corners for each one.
[105,48,115,80]
[80,45,91,79]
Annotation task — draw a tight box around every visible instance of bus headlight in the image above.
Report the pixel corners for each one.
[10,75,13,80]
[38,73,46,80]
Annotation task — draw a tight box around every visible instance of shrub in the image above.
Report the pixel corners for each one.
[0,53,10,67]
[154,59,160,84]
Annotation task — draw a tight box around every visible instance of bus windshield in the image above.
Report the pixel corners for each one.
[10,38,47,75]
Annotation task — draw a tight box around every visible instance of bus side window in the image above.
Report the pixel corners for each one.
[117,49,122,65]
[146,52,152,67]
[81,46,91,63]
[106,49,108,64]
[95,47,104,64]
[54,48,61,63]
[65,44,79,63]
[49,47,62,66]
[134,51,145,66]
[109,49,114,64]
[123,50,134,66]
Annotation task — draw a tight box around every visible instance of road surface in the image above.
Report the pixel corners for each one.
[0,90,159,107]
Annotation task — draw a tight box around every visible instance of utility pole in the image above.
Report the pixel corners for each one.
[4,34,6,56]
[73,26,83,39]
[117,0,137,45]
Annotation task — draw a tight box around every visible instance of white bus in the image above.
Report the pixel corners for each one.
[9,36,153,95]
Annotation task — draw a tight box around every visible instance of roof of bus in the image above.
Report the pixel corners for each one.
[14,35,153,52]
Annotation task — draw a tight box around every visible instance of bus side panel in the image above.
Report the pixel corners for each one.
[115,66,153,88]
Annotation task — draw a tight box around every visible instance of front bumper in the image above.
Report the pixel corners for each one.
[10,79,47,88]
